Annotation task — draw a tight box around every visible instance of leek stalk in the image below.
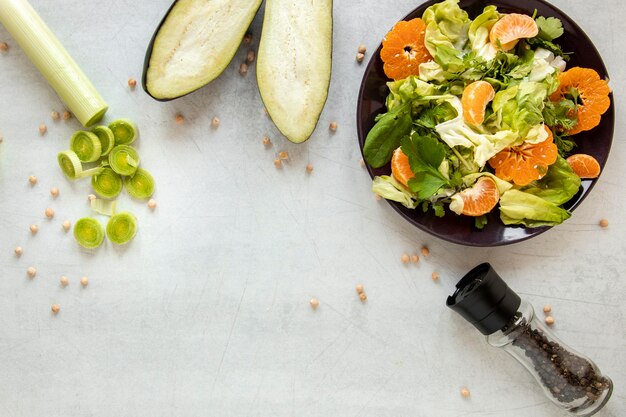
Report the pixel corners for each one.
[0,0,108,126]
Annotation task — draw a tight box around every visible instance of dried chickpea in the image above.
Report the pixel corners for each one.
[62,111,71,120]
[355,284,364,294]
[274,158,282,169]
[310,298,319,309]
[306,164,314,173]
[246,50,256,63]
[411,255,419,264]
[60,276,69,286]
[545,316,555,326]
[27,266,37,278]
[543,305,552,314]
[80,276,89,287]
[39,124,47,135]
[51,111,60,120]
[359,293,367,302]
[88,194,96,201]
[148,199,157,209]
[431,272,440,281]
[401,253,410,264]
[50,187,59,198]
[51,304,60,314]
[420,246,430,257]
[28,175,37,185]
[358,44,367,54]
[45,208,55,219]
[460,388,470,398]
[356,52,365,63]
[243,33,253,44]
[329,121,338,132]
[30,224,39,234]
[128,78,137,88]
[262,136,271,146]
[211,117,220,128]
[0,41,8,52]
[239,63,248,75]
[62,220,71,231]
[278,151,289,160]
[599,219,609,228]
[175,114,185,124]
[15,246,23,256]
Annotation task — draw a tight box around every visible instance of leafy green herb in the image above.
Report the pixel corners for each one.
[363,109,413,168]
[536,16,564,41]
[414,101,458,129]
[402,134,450,199]
[543,98,578,132]
[475,215,488,229]
[432,202,446,217]
[526,37,570,60]
[554,134,577,157]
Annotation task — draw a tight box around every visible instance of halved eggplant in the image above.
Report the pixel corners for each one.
[256,0,333,143]
[143,0,262,101]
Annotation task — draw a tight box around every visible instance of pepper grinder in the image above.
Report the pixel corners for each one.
[447,263,613,416]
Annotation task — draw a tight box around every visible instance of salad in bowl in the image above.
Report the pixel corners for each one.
[362,0,611,231]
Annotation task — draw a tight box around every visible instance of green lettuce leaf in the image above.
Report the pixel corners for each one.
[422,0,469,72]
[499,189,571,227]
[363,108,413,168]
[468,6,499,61]
[522,156,581,205]
[372,175,418,209]
[385,76,437,111]
[491,81,548,137]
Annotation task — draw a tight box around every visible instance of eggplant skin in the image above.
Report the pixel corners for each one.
[143,0,262,101]
[257,0,333,143]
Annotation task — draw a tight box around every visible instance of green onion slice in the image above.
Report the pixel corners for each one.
[91,125,115,156]
[90,198,117,216]
[91,167,123,199]
[73,217,105,248]
[108,145,140,176]
[70,130,102,162]
[106,212,137,245]
[109,119,138,145]
[58,150,103,180]
[125,168,155,199]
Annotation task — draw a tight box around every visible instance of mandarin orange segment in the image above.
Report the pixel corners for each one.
[457,176,500,217]
[381,18,432,80]
[549,67,611,135]
[489,13,539,50]
[462,81,495,125]
[566,154,601,179]
[391,147,415,187]
[488,126,558,186]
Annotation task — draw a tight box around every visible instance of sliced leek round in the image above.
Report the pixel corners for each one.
[108,145,140,176]
[58,150,103,180]
[91,125,115,156]
[91,167,123,199]
[125,168,155,199]
[70,130,102,162]
[106,212,137,245]
[73,217,105,248]
[109,119,138,145]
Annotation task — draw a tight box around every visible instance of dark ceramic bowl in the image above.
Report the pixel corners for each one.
[357,0,614,246]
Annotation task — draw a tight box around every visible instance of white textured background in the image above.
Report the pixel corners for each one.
[0,1,624,416]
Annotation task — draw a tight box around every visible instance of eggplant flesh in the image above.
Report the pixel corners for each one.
[257,0,333,143]
[143,0,262,101]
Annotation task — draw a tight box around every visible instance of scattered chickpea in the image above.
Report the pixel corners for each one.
[310,298,319,309]
[15,246,23,256]
[30,224,39,234]
[359,158,365,168]
[358,44,367,54]
[0,41,8,52]
[355,284,364,294]
[329,121,338,132]
[128,78,137,88]
[148,199,157,209]
[51,111,60,120]
[239,63,248,76]
[50,187,59,198]
[359,293,368,302]
[62,220,71,231]
[39,124,47,135]
[62,111,71,120]
[88,194,96,201]
[545,316,555,326]
[306,163,314,173]
[273,158,282,169]
[543,304,552,314]
[243,33,253,44]
[246,50,256,63]
[401,253,410,264]
[460,388,471,398]
[60,276,69,286]
[431,272,440,281]
[27,266,37,278]
[28,175,37,185]
[599,219,609,228]
[356,52,365,63]
[262,136,271,146]
[420,246,430,257]
[51,304,60,314]
[211,116,220,128]
[80,276,89,287]
[175,114,185,124]
[278,151,289,160]
[45,207,55,219]
[411,255,419,263]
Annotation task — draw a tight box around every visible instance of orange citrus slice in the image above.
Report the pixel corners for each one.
[549,67,611,135]
[381,18,432,80]
[462,80,495,125]
[488,126,558,186]
[566,154,601,179]
[391,147,414,187]
[489,13,539,50]
[457,176,500,217]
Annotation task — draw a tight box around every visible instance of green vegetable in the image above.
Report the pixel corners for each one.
[90,198,117,216]
[499,189,571,227]
[535,16,564,41]
[363,110,413,168]
[468,6,499,60]
[0,0,108,126]
[385,76,437,111]
[73,217,105,248]
[422,0,469,72]
[372,176,418,209]
[57,150,103,180]
[70,131,102,162]
[108,145,139,176]
[91,167,123,199]
[522,156,581,205]
[257,0,332,143]
[106,212,138,245]
[109,119,138,145]
[402,134,451,199]
[125,168,155,199]
[491,81,548,137]
[91,126,115,156]
[475,215,488,229]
